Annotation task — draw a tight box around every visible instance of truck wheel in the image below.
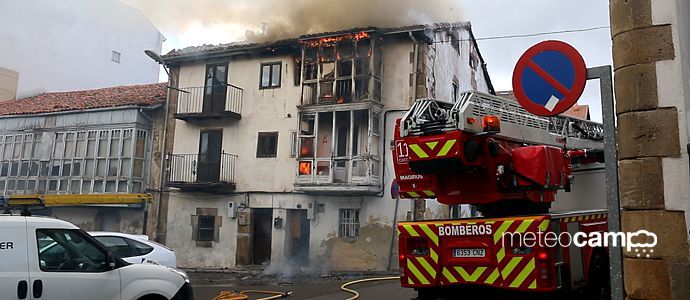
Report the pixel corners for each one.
[586,253,610,300]
[416,288,440,300]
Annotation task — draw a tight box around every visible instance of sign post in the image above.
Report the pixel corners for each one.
[513,41,622,300]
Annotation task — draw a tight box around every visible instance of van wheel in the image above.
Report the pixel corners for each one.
[586,252,610,300]
[416,288,440,300]
[137,295,166,300]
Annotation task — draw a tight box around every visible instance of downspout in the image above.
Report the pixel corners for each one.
[386,32,421,270]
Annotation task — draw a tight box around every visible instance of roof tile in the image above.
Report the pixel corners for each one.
[0,83,166,116]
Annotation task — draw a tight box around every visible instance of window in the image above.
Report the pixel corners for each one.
[339,209,360,238]
[36,229,108,272]
[111,51,121,63]
[127,238,154,256]
[95,236,137,258]
[300,36,381,105]
[256,132,278,158]
[452,80,459,103]
[197,215,216,242]
[260,62,281,89]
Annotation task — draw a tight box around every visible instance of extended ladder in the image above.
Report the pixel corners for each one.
[400,90,604,150]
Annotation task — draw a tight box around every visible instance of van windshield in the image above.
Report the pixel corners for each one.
[36,229,108,272]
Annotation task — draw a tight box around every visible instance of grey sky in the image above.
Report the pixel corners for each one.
[126,0,612,121]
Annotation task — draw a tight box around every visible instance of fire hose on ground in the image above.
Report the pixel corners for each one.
[212,290,293,300]
[339,276,401,300]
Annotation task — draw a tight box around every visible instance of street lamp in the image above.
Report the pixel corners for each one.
[144,49,171,242]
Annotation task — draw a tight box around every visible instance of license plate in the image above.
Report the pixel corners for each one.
[452,248,486,258]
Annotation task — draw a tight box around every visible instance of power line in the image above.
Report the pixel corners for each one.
[476,26,610,41]
[431,25,610,44]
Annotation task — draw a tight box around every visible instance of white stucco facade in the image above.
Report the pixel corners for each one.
[0,0,164,99]
[162,24,492,271]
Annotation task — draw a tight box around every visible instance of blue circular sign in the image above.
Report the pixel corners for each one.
[512,41,586,117]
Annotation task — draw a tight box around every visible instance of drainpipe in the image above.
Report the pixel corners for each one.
[386,32,421,270]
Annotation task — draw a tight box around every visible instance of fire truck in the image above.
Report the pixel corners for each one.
[393,91,609,299]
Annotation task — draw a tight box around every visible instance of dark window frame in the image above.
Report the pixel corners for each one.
[259,61,282,89]
[256,132,279,158]
[197,215,216,242]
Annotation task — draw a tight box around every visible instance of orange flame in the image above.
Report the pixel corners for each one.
[299,161,312,175]
[302,32,370,48]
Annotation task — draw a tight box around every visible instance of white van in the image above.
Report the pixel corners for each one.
[0,215,193,300]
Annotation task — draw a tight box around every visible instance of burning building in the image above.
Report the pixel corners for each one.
[159,22,494,271]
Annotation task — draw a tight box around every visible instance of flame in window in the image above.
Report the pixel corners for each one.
[299,161,312,175]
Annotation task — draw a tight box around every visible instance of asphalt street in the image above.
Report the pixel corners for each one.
[191,275,585,300]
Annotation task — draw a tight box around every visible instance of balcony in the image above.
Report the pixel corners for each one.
[174,84,243,121]
[294,157,381,195]
[167,152,237,193]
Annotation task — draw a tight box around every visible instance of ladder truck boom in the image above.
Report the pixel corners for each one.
[393,91,604,212]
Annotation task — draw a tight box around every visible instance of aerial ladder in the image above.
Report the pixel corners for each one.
[394,90,604,215]
[393,91,610,298]
[0,193,151,216]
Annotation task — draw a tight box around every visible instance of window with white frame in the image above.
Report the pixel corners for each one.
[297,109,381,185]
[339,209,360,238]
[0,128,148,195]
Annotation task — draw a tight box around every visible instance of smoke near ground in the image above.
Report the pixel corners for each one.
[121,0,463,43]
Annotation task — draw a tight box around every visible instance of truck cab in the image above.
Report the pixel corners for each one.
[0,215,193,300]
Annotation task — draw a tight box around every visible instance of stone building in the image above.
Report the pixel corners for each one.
[610,0,690,298]
[158,22,494,271]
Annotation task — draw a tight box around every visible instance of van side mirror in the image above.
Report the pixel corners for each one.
[107,255,116,270]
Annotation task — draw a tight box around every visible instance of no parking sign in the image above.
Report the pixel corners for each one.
[512,41,586,116]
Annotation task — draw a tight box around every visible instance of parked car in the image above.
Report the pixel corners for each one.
[1,215,192,300]
[89,231,177,268]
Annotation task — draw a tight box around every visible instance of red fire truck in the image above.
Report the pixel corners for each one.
[393,91,609,299]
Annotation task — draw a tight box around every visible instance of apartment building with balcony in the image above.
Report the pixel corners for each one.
[0,83,167,234]
[160,22,493,271]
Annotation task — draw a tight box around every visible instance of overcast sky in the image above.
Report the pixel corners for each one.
[124,0,611,121]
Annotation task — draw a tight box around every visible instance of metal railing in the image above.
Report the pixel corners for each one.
[167,152,237,184]
[176,84,243,116]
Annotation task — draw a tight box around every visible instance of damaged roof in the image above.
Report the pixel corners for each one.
[163,22,471,60]
[0,83,167,116]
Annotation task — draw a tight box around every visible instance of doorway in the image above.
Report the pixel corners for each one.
[203,64,228,114]
[251,208,273,265]
[197,130,222,183]
[286,209,310,265]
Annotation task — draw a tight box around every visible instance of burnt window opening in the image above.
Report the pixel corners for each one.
[257,132,279,158]
[453,79,459,103]
[197,215,215,241]
[339,209,360,238]
[260,62,281,89]
[300,34,382,105]
[449,30,460,54]
[296,109,381,185]
[293,58,302,86]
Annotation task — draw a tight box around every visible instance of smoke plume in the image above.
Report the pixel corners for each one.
[122,0,464,43]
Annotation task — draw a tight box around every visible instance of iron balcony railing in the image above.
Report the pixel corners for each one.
[176,84,243,116]
[167,152,237,184]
